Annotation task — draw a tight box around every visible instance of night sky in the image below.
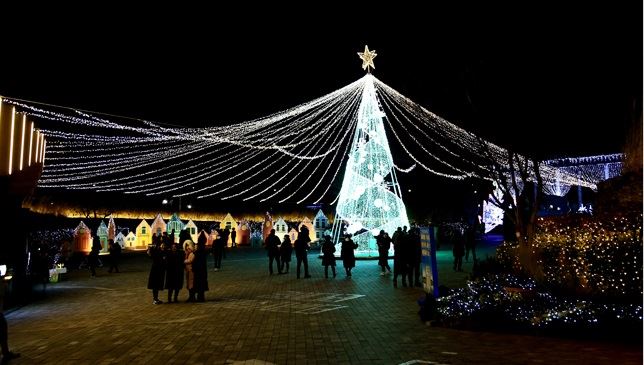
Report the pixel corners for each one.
[0,5,641,217]
[2,5,640,159]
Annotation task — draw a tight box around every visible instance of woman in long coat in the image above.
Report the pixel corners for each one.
[165,242,184,303]
[375,230,392,275]
[147,235,166,305]
[341,234,358,277]
[193,235,209,302]
[280,235,293,274]
[183,240,196,302]
[321,235,336,278]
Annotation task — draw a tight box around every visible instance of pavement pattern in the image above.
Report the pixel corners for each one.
[4,244,641,365]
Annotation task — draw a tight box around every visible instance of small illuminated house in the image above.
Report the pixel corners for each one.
[298,217,316,242]
[107,216,117,241]
[167,213,185,243]
[135,219,152,249]
[115,231,126,249]
[237,220,251,246]
[288,228,298,243]
[185,219,198,243]
[219,213,238,246]
[274,218,289,243]
[125,231,137,249]
[97,221,109,253]
[73,221,92,254]
[313,210,329,241]
[151,213,167,237]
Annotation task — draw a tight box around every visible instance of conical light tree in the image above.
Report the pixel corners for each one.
[331,51,410,256]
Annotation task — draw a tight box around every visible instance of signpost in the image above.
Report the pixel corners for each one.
[419,227,439,297]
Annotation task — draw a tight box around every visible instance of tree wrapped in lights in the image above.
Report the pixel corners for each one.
[331,74,409,255]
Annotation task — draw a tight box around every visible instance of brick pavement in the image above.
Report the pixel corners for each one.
[4,248,642,364]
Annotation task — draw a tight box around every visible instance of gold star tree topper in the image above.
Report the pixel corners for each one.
[357,45,377,73]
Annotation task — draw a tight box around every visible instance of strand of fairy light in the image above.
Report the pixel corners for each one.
[43,141,199,173]
[96,93,349,194]
[29,78,363,194]
[375,77,508,164]
[296,109,360,204]
[5,99,168,137]
[46,139,185,162]
[138,84,359,197]
[377,85,476,176]
[376,78,497,176]
[278,92,362,203]
[38,141,215,184]
[250,86,363,202]
[191,84,362,200]
[38,91,343,187]
[376,77,598,189]
[376,80,492,175]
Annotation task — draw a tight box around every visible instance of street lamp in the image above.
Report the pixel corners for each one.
[162,199,168,205]
[187,204,192,209]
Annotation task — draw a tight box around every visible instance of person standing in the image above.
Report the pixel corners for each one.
[193,236,209,302]
[392,227,406,287]
[280,234,293,274]
[341,234,357,277]
[107,239,121,273]
[465,224,477,262]
[321,235,336,278]
[183,240,196,302]
[212,229,224,271]
[410,228,422,287]
[165,242,184,303]
[147,236,166,304]
[265,229,282,275]
[453,229,465,272]
[294,227,311,278]
[375,230,392,275]
[231,227,237,247]
[88,236,102,277]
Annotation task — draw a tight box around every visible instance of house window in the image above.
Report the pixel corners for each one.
[157,228,162,235]
[315,221,320,228]
[142,227,146,234]
[226,222,232,230]
[316,232,320,239]
[191,227,196,234]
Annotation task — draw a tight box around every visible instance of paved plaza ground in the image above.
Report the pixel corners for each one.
[4,240,642,364]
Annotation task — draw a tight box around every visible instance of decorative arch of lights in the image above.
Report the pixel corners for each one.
[0,71,621,254]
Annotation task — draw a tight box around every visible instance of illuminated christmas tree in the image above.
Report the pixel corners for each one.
[331,47,410,256]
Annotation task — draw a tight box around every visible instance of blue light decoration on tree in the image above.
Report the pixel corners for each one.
[331,71,410,257]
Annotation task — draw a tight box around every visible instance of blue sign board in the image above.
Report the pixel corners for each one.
[419,227,439,297]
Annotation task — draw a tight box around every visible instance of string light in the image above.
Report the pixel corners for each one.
[19,114,26,171]
[8,107,15,175]
[331,74,410,254]
[28,122,34,167]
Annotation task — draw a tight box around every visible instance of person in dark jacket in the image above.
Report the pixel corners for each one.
[294,226,311,278]
[164,242,184,303]
[280,235,293,274]
[265,229,282,275]
[231,227,237,247]
[409,228,422,287]
[193,235,209,302]
[321,235,336,278]
[88,236,102,277]
[147,235,166,304]
[341,234,358,277]
[453,228,465,272]
[212,229,225,271]
[375,230,392,275]
[107,239,121,273]
[392,227,406,287]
